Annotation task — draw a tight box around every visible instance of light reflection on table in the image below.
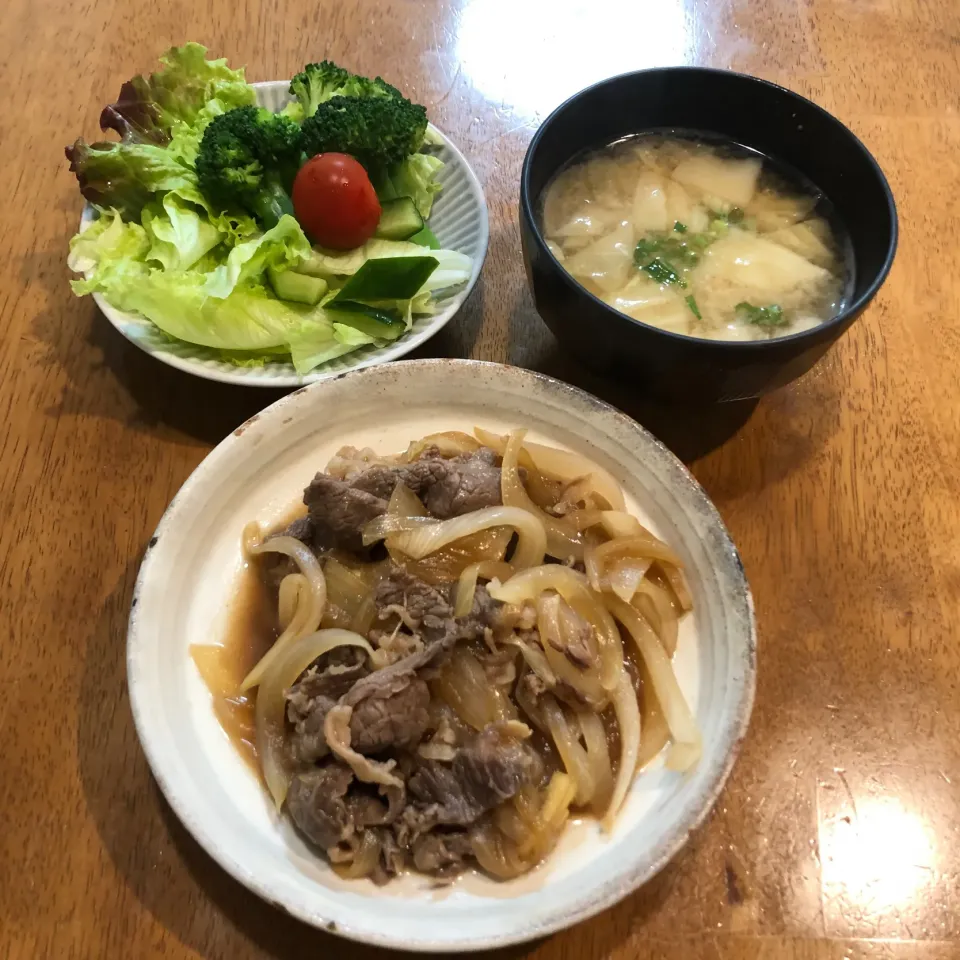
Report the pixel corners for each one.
[822,795,938,917]
[455,0,691,121]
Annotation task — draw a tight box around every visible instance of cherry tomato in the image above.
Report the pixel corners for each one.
[292,153,381,250]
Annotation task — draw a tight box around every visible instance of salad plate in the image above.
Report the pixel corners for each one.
[73,74,488,387]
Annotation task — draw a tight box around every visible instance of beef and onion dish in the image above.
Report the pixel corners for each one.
[193,428,700,883]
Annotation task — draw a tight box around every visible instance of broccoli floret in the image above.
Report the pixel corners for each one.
[196,105,301,227]
[300,95,428,174]
[289,60,396,118]
[289,59,428,172]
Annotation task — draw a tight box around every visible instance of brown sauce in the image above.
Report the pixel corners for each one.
[191,560,278,772]
[191,501,310,768]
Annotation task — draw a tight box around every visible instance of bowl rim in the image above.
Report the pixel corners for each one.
[126,358,758,951]
[80,79,489,388]
[520,65,899,351]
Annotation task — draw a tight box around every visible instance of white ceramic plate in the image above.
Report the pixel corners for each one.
[79,81,489,387]
[127,360,756,951]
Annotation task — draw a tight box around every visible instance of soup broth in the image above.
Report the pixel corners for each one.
[540,133,851,341]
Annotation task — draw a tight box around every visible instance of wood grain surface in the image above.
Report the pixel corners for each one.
[1,0,958,957]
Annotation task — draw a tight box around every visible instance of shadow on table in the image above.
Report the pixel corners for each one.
[68,301,291,445]
[530,345,759,464]
[26,233,488,449]
[76,552,675,960]
[30,224,748,462]
[502,296,759,464]
[25,241,286,446]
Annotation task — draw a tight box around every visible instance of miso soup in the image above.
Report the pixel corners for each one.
[540,134,851,341]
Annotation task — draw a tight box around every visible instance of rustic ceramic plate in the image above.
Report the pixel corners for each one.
[127,360,756,951]
[78,81,488,387]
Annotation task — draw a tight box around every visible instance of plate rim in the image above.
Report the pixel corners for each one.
[81,81,490,388]
[126,359,757,951]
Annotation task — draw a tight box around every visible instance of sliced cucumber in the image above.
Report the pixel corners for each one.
[328,300,406,340]
[374,197,424,241]
[331,256,439,303]
[409,225,440,249]
[268,266,328,305]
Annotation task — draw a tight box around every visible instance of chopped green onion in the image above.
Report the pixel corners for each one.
[685,294,702,320]
[673,221,687,233]
[634,238,661,263]
[736,301,786,328]
[643,257,686,288]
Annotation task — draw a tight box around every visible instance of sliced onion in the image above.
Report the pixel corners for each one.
[452,564,485,619]
[512,784,540,829]
[495,803,529,844]
[577,709,614,814]
[514,673,546,732]
[472,426,559,507]
[470,822,533,880]
[489,563,582,603]
[584,540,605,592]
[516,772,577,859]
[510,635,556,683]
[488,565,624,690]
[255,629,375,808]
[561,509,606,532]
[324,556,369,614]
[599,510,644,539]
[388,481,428,518]
[607,596,701,772]
[435,649,517,730]
[325,446,399,478]
[349,592,377,636]
[540,772,577,830]
[501,719,533,740]
[502,429,584,562]
[453,560,514,617]
[555,474,597,509]
[542,695,595,807]
[390,506,546,569]
[537,593,606,705]
[634,577,678,656]
[328,835,361,864]
[362,514,437,546]
[605,672,642,829]
[353,558,390,589]
[277,573,305,630]
[508,773,577,863]
[332,830,380,879]
[658,561,694,612]
[474,426,626,511]
[557,594,600,666]
[241,527,327,691]
[636,658,671,771]
[592,534,684,570]
[607,557,651,603]
[404,431,481,461]
[400,527,512,586]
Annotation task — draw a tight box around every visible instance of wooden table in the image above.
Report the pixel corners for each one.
[2,0,958,957]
